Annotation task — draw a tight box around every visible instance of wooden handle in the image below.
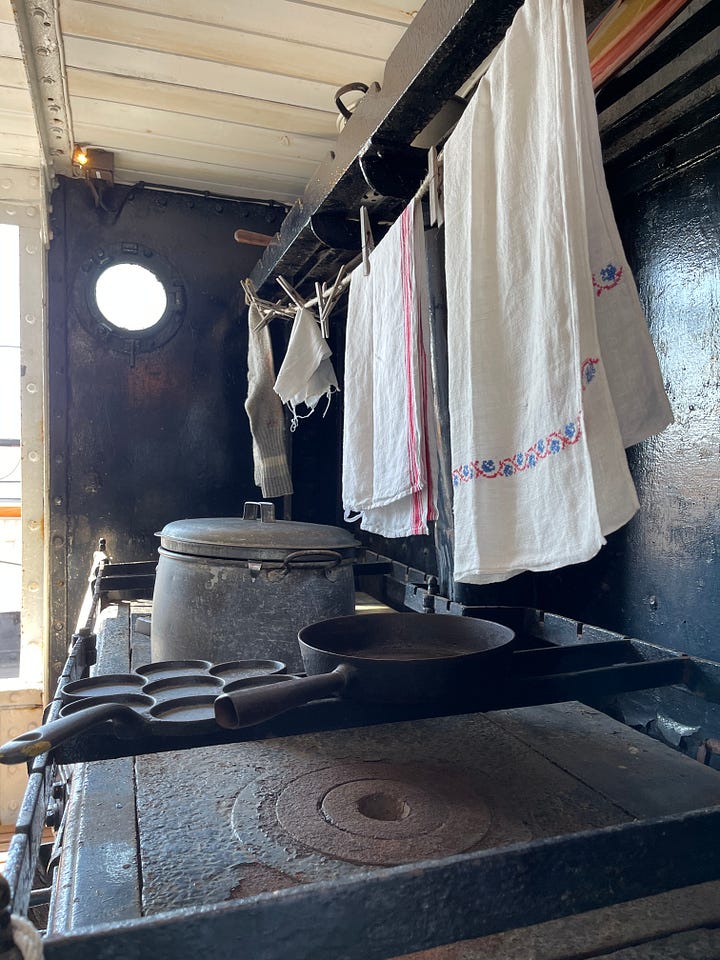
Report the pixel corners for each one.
[214,666,350,729]
[234,228,274,247]
[0,703,140,764]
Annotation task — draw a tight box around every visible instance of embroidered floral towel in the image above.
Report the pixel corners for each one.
[343,199,438,538]
[574,5,673,448]
[443,0,641,585]
[244,304,293,498]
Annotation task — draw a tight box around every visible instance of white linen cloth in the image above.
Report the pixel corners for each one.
[343,199,438,537]
[244,304,293,498]
[443,0,643,584]
[273,306,338,431]
[574,7,673,448]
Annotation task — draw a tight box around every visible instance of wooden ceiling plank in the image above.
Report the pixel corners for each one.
[66,69,338,139]
[71,99,332,163]
[0,132,41,161]
[0,21,22,58]
[72,122,323,179]
[61,2,386,87]
[280,0,419,23]
[77,0,407,57]
[63,37,344,113]
[0,58,30,88]
[0,86,33,113]
[0,111,37,137]
[113,155,306,200]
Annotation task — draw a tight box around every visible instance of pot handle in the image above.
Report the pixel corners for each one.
[0,702,140,765]
[282,549,343,570]
[242,501,275,523]
[214,666,351,729]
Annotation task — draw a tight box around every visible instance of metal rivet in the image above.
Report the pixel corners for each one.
[25,314,37,324]
[28,450,39,462]
[28,582,39,592]
[28,519,40,531]
[25,244,38,254]
[53,535,64,546]
[26,382,37,393]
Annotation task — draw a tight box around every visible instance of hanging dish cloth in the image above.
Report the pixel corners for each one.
[274,306,338,431]
[244,303,293,498]
[574,5,673,448]
[343,198,438,538]
[443,0,641,585]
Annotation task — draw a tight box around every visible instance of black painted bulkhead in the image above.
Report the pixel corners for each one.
[46,1,719,689]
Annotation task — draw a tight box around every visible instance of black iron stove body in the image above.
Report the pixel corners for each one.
[4,556,720,960]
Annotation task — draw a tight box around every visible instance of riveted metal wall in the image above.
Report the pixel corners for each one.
[46,178,288,683]
[536,148,720,660]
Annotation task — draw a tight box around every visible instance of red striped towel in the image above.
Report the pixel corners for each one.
[342,199,438,538]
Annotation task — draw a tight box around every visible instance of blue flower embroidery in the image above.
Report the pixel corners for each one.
[528,453,537,467]
[516,452,524,466]
[550,437,561,454]
[564,422,576,439]
[461,464,472,479]
[503,463,514,476]
[481,459,495,474]
[584,363,596,384]
[600,264,617,283]
[537,439,545,454]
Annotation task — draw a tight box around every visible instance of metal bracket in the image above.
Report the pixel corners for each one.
[11,0,74,190]
[359,141,428,200]
[310,212,361,251]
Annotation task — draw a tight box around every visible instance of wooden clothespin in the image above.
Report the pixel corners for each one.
[276,276,306,311]
[360,206,374,277]
[242,278,293,331]
[428,146,444,228]
[320,263,348,337]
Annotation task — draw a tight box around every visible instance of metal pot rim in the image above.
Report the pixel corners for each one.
[156,512,359,561]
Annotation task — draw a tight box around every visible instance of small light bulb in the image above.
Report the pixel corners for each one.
[74,147,88,166]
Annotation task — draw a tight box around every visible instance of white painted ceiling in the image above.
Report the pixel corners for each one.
[0,0,40,169]
[0,0,421,203]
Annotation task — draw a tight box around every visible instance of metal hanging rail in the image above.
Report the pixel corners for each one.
[247,0,611,297]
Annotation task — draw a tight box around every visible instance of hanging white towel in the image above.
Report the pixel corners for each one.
[343,199,438,538]
[274,306,338,431]
[443,0,641,585]
[244,304,293,498]
[574,7,673,448]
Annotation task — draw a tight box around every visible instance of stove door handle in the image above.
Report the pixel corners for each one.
[214,666,351,729]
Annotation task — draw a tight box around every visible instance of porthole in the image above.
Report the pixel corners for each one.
[74,243,185,356]
[95,263,168,332]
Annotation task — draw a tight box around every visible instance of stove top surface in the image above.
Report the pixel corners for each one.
[135,707,634,914]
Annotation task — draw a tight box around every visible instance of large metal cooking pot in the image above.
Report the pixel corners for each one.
[150,502,360,671]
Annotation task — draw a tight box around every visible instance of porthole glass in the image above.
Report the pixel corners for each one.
[94,263,168,332]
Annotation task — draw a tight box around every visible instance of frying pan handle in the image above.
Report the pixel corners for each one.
[214,666,351,729]
[0,703,137,765]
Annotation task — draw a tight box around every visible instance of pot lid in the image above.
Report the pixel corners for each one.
[156,501,360,561]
